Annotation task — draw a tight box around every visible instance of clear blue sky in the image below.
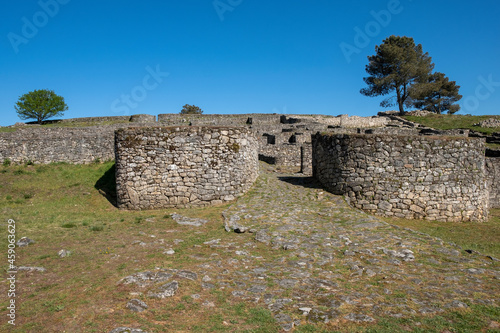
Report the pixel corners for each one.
[1,0,499,126]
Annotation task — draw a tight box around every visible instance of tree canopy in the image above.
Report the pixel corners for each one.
[360,35,435,115]
[15,89,68,124]
[407,72,462,114]
[180,104,203,115]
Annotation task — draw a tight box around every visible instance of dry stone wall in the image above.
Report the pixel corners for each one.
[115,126,259,210]
[0,127,119,164]
[312,133,488,222]
[486,157,500,208]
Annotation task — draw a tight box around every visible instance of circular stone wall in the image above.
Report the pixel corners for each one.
[312,133,488,222]
[115,126,259,210]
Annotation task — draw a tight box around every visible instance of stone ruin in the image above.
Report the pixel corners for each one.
[115,126,258,210]
[0,112,498,218]
[312,133,489,222]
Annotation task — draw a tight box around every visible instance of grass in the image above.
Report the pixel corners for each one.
[42,120,131,128]
[404,114,500,135]
[381,209,500,258]
[0,162,280,332]
[0,162,498,332]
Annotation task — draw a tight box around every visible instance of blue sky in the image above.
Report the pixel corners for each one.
[1,0,499,126]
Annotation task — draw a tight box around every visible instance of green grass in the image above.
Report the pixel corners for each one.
[404,114,500,135]
[382,209,500,258]
[0,127,17,133]
[0,162,498,332]
[42,120,131,128]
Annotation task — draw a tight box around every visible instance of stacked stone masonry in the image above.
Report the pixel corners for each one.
[312,133,489,222]
[0,127,118,164]
[115,126,259,210]
[486,157,500,208]
[1,113,498,217]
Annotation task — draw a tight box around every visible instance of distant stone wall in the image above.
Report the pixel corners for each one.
[486,157,500,208]
[312,133,488,222]
[297,114,389,128]
[58,116,132,123]
[130,114,156,123]
[0,127,119,164]
[158,113,281,126]
[259,144,302,171]
[115,126,259,210]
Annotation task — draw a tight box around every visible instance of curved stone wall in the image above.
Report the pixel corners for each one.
[115,126,259,210]
[312,134,488,222]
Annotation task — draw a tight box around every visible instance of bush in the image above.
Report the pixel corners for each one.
[180,104,203,115]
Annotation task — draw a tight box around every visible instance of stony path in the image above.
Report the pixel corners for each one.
[119,164,499,331]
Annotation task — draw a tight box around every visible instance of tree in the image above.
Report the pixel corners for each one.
[180,104,203,115]
[15,89,68,124]
[407,72,462,114]
[360,35,434,115]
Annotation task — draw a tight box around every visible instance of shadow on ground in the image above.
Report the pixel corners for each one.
[277,175,323,190]
[95,163,117,207]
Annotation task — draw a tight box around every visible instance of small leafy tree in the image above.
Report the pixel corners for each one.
[407,72,462,114]
[15,89,68,124]
[180,104,203,115]
[360,35,434,115]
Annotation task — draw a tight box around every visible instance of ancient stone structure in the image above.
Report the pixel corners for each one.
[312,133,489,222]
[1,113,498,218]
[115,126,259,210]
[486,157,500,208]
[130,114,156,123]
[0,126,118,164]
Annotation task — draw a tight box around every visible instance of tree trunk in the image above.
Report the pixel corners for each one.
[396,87,405,115]
[398,102,405,115]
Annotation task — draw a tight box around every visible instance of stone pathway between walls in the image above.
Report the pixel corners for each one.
[118,164,499,332]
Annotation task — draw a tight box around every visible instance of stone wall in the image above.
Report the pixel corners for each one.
[296,114,389,128]
[0,126,119,164]
[158,113,281,126]
[301,144,313,175]
[259,144,302,171]
[486,157,500,208]
[115,126,259,210]
[312,133,488,222]
[58,116,132,123]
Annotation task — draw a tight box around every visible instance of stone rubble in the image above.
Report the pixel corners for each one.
[16,237,34,247]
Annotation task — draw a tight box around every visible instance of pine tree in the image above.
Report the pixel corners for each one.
[407,72,462,114]
[360,36,434,115]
